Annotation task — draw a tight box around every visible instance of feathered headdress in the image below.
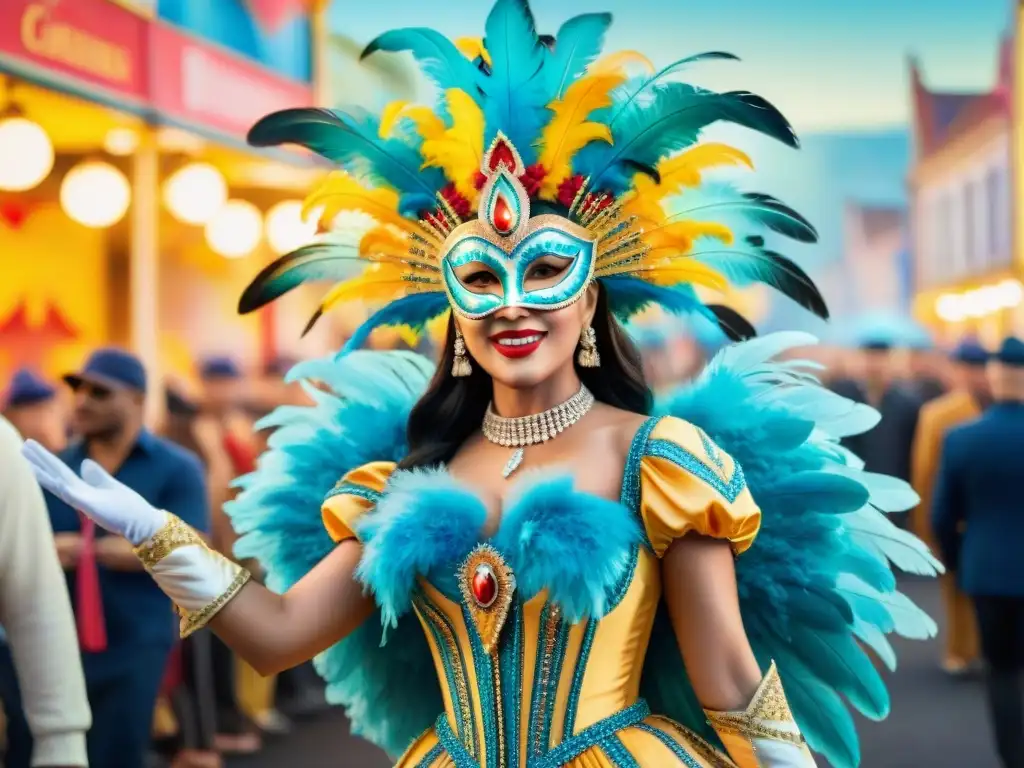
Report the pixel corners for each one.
[239,0,827,349]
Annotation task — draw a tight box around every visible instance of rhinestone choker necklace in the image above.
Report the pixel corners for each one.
[482,384,595,478]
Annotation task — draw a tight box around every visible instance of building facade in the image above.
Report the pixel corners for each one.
[908,39,1019,344]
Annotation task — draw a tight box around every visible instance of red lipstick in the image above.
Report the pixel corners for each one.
[489,329,547,359]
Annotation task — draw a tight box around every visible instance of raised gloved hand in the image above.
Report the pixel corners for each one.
[21,440,165,546]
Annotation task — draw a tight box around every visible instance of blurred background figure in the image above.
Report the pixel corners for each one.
[2,369,67,453]
[912,339,991,676]
[43,348,209,768]
[834,339,924,527]
[933,337,1024,768]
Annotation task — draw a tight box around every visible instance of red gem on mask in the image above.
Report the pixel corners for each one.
[471,564,498,607]
[488,140,518,173]
[491,194,515,234]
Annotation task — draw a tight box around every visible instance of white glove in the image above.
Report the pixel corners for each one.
[21,439,165,546]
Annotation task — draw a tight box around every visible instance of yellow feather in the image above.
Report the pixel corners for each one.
[642,221,734,257]
[588,50,654,76]
[419,89,485,200]
[302,172,412,233]
[320,264,419,312]
[538,74,624,198]
[645,260,729,291]
[359,226,412,258]
[455,37,491,66]
[648,143,752,199]
[403,106,445,141]
[379,101,409,139]
[394,325,422,348]
[623,144,752,225]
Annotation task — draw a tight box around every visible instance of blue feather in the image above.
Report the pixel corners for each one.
[340,292,450,354]
[602,275,711,322]
[492,473,644,622]
[575,83,797,190]
[248,108,445,201]
[225,350,438,759]
[688,238,827,320]
[647,332,940,768]
[481,0,548,162]
[361,28,484,95]
[543,13,611,99]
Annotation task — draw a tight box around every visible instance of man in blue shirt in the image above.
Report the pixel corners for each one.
[933,336,1024,768]
[44,348,209,768]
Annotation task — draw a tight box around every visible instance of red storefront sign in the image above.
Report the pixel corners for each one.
[148,22,314,142]
[0,0,148,103]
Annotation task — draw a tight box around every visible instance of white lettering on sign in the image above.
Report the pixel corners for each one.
[180,45,302,131]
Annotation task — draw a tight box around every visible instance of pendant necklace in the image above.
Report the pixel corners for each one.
[481,384,595,479]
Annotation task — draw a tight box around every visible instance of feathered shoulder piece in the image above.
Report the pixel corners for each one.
[240,0,827,347]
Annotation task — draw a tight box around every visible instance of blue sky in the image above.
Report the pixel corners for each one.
[331,0,1012,132]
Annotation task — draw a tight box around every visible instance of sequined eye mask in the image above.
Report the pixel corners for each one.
[440,145,595,319]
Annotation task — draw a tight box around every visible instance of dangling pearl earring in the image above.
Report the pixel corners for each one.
[577,325,600,367]
[452,326,472,377]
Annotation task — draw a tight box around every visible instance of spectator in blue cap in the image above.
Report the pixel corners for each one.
[1,369,66,453]
[911,338,991,676]
[933,335,1024,767]
[32,347,210,768]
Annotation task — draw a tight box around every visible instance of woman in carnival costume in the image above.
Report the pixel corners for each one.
[22,2,941,766]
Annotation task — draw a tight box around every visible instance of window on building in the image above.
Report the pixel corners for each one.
[986,167,1000,261]
[936,193,953,284]
[997,164,1012,263]
[964,180,976,272]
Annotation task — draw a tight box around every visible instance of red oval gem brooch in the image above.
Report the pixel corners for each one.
[459,544,516,654]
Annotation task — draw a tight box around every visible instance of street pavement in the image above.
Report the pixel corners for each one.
[230,576,999,767]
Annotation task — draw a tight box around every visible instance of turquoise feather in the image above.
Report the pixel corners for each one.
[543,13,612,99]
[650,332,940,767]
[237,243,362,315]
[361,28,484,96]
[225,351,439,759]
[481,0,549,163]
[340,292,450,354]
[575,83,797,191]
[248,108,445,203]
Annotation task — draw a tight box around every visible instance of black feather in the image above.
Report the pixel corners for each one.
[724,92,799,149]
[302,307,325,338]
[760,250,830,320]
[707,304,756,341]
[746,235,765,248]
[742,193,819,242]
[622,159,660,184]
[238,244,359,315]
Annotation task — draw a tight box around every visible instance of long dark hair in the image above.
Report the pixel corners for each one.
[399,284,652,469]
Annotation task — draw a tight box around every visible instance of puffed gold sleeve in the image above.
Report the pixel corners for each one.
[639,416,761,557]
[321,461,397,543]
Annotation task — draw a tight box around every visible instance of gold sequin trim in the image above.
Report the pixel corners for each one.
[179,568,252,639]
[531,604,561,755]
[417,600,474,759]
[649,716,735,768]
[133,513,205,569]
[491,650,506,768]
[704,662,805,747]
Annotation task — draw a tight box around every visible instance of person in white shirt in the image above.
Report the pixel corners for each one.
[0,415,90,767]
